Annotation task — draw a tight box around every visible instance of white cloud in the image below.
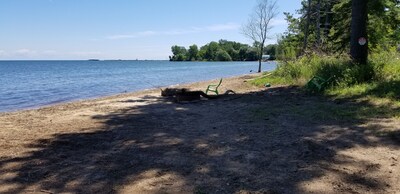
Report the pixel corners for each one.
[16,49,37,55]
[107,23,240,40]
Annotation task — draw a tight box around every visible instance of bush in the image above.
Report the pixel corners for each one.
[369,51,400,81]
[253,51,400,95]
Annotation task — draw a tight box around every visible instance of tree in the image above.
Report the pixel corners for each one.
[275,0,400,57]
[315,0,322,49]
[245,48,259,61]
[329,0,352,52]
[169,40,261,61]
[238,46,250,61]
[218,39,242,60]
[204,42,220,61]
[187,44,199,61]
[350,0,368,64]
[171,45,187,56]
[303,0,312,52]
[170,45,187,61]
[175,54,186,61]
[215,50,233,61]
[265,44,277,56]
[242,0,278,72]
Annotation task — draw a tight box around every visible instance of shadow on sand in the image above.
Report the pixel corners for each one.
[0,87,399,193]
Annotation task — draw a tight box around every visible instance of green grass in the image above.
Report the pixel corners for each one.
[251,51,400,120]
[326,81,400,100]
[250,74,295,86]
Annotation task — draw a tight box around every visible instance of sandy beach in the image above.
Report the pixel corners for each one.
[0,74,399,194]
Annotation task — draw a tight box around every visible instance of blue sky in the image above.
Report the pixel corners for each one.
[0,0,302,60]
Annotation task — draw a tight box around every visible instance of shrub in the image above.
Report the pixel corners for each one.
[253,51,400,96]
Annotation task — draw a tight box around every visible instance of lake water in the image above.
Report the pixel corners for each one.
[0,60,276,112]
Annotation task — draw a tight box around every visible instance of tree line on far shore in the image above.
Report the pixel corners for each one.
[169,39,277,62]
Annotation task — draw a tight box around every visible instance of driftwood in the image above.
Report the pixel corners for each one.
[161,88,236,102]
[175,91,219,102]
[161,88,188,97]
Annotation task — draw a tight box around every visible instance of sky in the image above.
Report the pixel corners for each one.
[0,0,302,60]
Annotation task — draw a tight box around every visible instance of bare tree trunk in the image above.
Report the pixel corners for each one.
[258,45,264,72]
[350,0,368,65]
[303,0,312,53]
[242,0,278,73]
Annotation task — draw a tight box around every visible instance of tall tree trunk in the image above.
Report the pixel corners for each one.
[324,0,330,37]
[350,0,368,64]
[303,0,312,53]
[315,0,321,49]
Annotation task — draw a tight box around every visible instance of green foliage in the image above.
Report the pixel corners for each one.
[277,0,400,56]
[245,48,259,61]
[253,51,400,102]
[238,46,250,61]
[252,53,400,122]
[257,1,400,120]
[170,39,275,62]
[250,72,294,85]
[256,54,375,87]
[170,46,187,61]
[264,44,277,59]
[175,54,186,61]
[171,46,187,56]
[329,0,352,52]
[276,42,297,61]
[203,42,220,61]
[187,44,199,61]
[370,49,400,81]
[215,49,232,61]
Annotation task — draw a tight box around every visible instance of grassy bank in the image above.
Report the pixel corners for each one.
[252,51,400,119]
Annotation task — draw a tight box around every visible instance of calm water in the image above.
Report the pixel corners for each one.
[0,60,276,112]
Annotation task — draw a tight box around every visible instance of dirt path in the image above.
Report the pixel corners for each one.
[0,74,399,194]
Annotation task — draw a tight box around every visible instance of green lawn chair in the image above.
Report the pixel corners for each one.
[306,75,334,92]
[206,78,223,95]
